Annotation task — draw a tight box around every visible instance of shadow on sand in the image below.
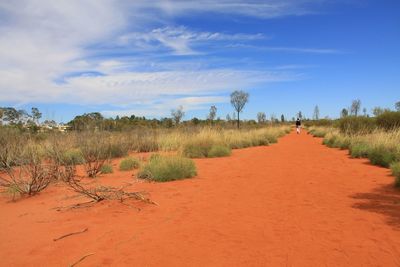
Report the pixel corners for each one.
[351,181,400,229]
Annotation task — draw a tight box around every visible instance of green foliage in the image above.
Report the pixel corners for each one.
[63,149,84,165]
[376,111,400,130]
[208,145,232,158]
[349,143,370,158]
[390,162,400,187]
[367,146,399,168]
[109,141,129,158]
[182,141,213,158]
[119,157,140,171]
[308,127,329,137]
[100,164,113,174]
[137,155,197,182]
[339,116,376,134]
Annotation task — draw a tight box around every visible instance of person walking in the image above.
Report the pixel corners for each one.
[296,118,301,134]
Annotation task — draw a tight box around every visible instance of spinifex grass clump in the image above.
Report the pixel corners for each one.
[182,140,213,158]
[119,157,140,171]
[367,146,399,168]
[390,162,400,187]
[208,145,232,158]
[137,154,197,182]
[100,164,113,174]
[349,142,370,158]
[62,148,85,165]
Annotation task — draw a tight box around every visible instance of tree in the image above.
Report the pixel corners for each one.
[208,105,217,123]
[230,90,249,129]
[341,108,349,118]
[313,105,320,120]
[362,107,367,117]
[31,107,42,125]
[281,114,285,122]
[270,114,277,123]
[350,99,361,116]
[257,112,266,124]
[226,114,231,122]
[297,111,303,120]
[395,101,400,112]
[171,106,185,125]
[372,107,390,117]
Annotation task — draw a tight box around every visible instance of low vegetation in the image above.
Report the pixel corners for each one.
[137,155,197,182]
[100,164,113,174]
[119,157,140,171]
[0,120,290,200]
[309,125,400,186]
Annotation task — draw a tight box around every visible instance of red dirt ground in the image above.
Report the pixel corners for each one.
[1,131,400,266]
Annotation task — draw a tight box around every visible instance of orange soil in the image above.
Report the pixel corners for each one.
[1,131,400,266]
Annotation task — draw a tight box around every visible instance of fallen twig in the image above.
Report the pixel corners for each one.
[69,253,95,267]
[53,228,88,242]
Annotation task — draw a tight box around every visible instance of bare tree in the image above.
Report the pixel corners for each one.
[313,105,320,120]
[230,90,249,129]
[362,107,367,116]
[171,106,185,125]
[350,99,361,116]
[257,112,266,124]
[208,105,217,124]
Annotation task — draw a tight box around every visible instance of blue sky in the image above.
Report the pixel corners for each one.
[0,0,399,122]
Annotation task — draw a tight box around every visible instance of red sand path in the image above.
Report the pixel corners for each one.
[1,131,400,266]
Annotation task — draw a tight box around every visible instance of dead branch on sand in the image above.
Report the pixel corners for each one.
[53,228,88,242]
[69,253,95,267]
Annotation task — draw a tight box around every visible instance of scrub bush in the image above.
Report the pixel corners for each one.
[208,145,232,158]
[137,155,197,182]
[119,157,140,171]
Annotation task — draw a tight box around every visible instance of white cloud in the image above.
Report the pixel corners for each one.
[119,26,265,55]
[133,0,326,19]
[0,0,325,117]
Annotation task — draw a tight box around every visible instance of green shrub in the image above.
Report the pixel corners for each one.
[339,116,376,134]
[264,133,278,144]
[109,142,129,158]
[100,164,113,174]
[308,128,328,138]
[119,157,140,171]
[323,135,337,147]
[182,141,213,158]
[390,162,400,187]
[367,146,398,168]
[376,111,400,131]
[137,155,197,182]
[63,149,84,165]
[208,145,231,158]
[349,143,370,158]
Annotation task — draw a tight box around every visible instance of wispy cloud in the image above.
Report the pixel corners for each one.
[133,0,327,19]
[226,44,340,54]
[119,26,265,55]
[0,0,331,117]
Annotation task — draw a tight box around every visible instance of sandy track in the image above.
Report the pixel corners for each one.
[1,131,400,266]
